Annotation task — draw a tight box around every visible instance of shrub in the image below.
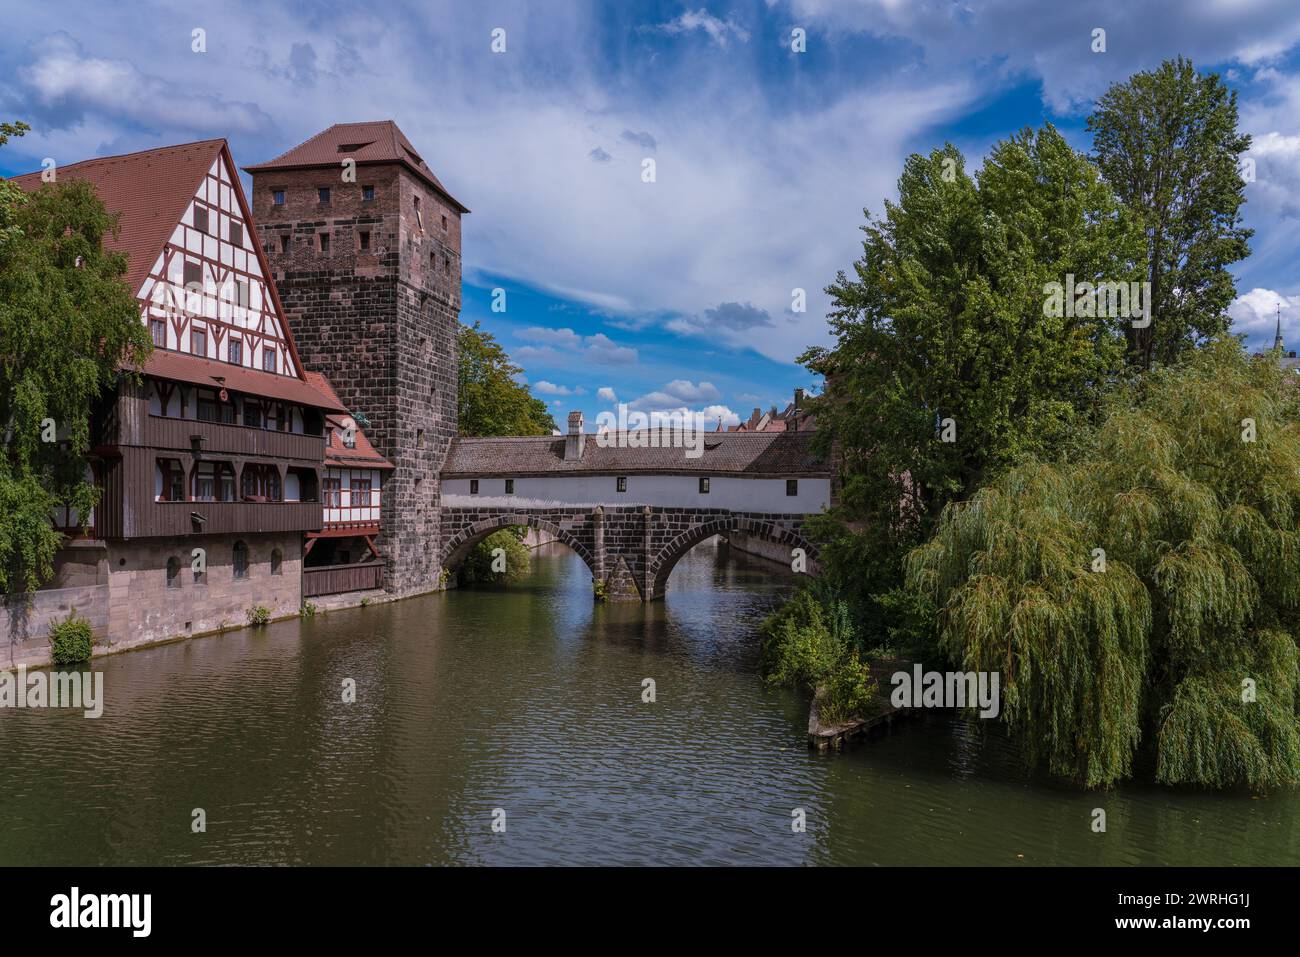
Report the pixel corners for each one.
[246,605,271,627]
[760,587,877,723]
[48,611,93,665]
[460,528,530,584]
[299,601,317,618]
[592,579,608,602]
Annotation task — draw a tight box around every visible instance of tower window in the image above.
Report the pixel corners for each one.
[272,190,285,206]
[232,541,249,580]
[413,195,423,231]
[193,206,209,234]
[416,428,425,448]
[166,557,181,589]
[441,214,447,230]
[444,256,450,274]
[279,234,290,253]
[359,230,370,251]
[318,187,331,204]
[319,233,330,253]
[363,185,375,201]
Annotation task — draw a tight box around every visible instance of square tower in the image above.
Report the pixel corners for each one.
[245,121,469,596]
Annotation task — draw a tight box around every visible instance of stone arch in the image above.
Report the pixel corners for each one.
[440,513,597,581]
[647,515,818,599]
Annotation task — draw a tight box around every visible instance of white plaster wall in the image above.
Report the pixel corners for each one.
[441,474,830,512]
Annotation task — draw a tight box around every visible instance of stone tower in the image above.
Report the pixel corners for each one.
[245,121,468,596]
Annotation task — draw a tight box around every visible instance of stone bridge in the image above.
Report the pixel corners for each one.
[438,505,818,601]
[435,419,830,601]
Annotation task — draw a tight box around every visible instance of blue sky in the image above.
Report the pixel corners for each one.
[4,1,1300,429]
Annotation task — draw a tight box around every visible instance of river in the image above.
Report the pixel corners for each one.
[1,539,1296,866]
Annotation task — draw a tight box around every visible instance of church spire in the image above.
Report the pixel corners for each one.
[1275,303,1284,352]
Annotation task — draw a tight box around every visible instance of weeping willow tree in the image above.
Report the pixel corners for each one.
[908,339,1300,789]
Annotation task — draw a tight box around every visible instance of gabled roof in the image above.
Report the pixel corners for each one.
[442,430,828,478]
[9,139,225,298]
[9,139,339,412]
[242,120,469,213]
[305,372,394,469]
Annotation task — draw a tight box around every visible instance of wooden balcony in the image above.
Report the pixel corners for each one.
[303,561,384,597]
[137,415,325,463]
[136,500,324,537]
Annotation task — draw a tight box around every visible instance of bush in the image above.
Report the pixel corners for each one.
[760,587,877,724]
[460,528,530,584]
[48,611,93,665]
[299,601,317,618]
[246,605,271,627]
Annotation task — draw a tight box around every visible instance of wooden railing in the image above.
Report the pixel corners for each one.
[303,561,384,597]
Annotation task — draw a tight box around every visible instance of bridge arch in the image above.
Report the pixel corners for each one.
[439,513,597,581]
[647,515,818,599]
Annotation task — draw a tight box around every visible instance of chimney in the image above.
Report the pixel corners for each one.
[794,388,805,408]
[565,410,585,460]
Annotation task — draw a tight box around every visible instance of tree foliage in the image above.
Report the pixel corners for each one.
[908,340,1300,788]
[800,124,1143,645]
[457,321,556,437]
[1088,57,1252,368]
[0,126,151,593]
[461,527,531,585]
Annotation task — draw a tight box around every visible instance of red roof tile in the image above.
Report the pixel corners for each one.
[8,140,226,300]
[136,351,347,412]
[304,372,394,469]
[243,120,468,212]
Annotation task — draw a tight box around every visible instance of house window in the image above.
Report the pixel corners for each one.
[190,328,207,357]
[241,464,282,502]
[786,479,798,497]
[150,319,166,347]
[232,541,249,580]
[318,187,331,204]
[229,222,243,247]
[262,349,277,373]
[183,260,202,288]
[272,190,285,206]
[196,390,234,424]
[193,206,209,234]
[323,478,341,507]
[166,557,181,589]
[158,459,185,502]
[244,401,262,429]
[505,479,515,494]
[279,234,290,253]
[362,185,375,201]
[318,233,330,253]
[228,340,242,365]
[271,549,282,576]
[699,477,710,494]
[616,476,627,493]
[233,281,248,308]
[352,478,372,507]
[193,462,236,502]
[469,479,479,495]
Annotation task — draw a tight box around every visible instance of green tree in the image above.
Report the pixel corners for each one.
[0,125,151,593]
[457,321,556,437]
[908,340,1300,789]
[460,527,531,585]
[800,125,1143,645]
[1088,58,1253,369]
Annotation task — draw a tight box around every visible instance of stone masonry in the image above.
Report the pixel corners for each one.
[249,159,462,598]
[439,506,819,601]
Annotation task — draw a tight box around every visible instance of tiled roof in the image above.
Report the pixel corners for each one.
[243,120,468,212]
[9,139,226,298]
[442,430,828,477]
[137,351,346,412]
[305,372,394,469]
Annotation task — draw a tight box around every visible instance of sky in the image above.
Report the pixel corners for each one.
[3,0,1300,430]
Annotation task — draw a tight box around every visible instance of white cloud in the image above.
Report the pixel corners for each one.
[516,327,639,366]
[652,10,751,47]
[597,386,618,402]
[1228,286,1300,346]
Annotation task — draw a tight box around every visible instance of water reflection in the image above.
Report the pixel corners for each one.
[0,537,1295,866]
